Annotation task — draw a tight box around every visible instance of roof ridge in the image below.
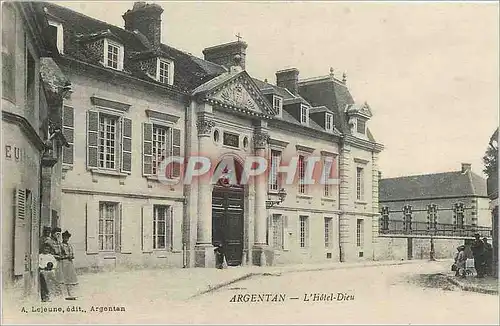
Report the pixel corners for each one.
[381,171,460,180]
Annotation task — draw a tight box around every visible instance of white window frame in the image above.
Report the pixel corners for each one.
[273,95,283,117]
[98,202,119,252]
[300,105,309,125]
[47,20,64,54]
[156,58,174,85]
[153,205,172,251]
[298,155,307,195]
[324,217,333,249]
[98,112,119,170]
[356,166,365,201]
[323,156,334,198]
[104,39,124,71]
[269,149,282,192]
[152,124,172,176]
[272,214,284,250]
[325,113,333,132]
[356,219,364,248]
[299,215,309,248]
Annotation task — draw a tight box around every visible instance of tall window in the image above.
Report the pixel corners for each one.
[47,20,64,54]
[273,96,283,116]
[324,217,333,248]
[380,206,389,231]
[299,216,309,248]
[356,219,364,247]
[427,204,438,230]
[158,59,171,84]
[356,167,364,201]
[300,105,309,124]
[152,125,171,175]
[357,119,366,134]
[272,214,284,250]
[323,156,333,197]
[153,205,172,250]
[269,150,281,191]
[98,114,118,169]
[98,202,119,251]
[403,205,413,231]
[2,4,16,102]
[454,203,465,229]
[325,113,333,132]
[298,155,306,194]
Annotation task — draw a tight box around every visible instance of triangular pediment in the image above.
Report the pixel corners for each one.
[194,70,276,117]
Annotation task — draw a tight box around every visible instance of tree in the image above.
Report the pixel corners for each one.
[483,128,498,178]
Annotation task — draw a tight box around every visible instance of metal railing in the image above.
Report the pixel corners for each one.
[379,220,492,238]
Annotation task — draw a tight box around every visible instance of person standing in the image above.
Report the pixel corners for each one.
[46,227,63,297]
[483,237,493,276]
[57,231,78,300]
[39,226,52,253]
[456,245,467,278]
[39,244,57,302]
[471,233,485,278]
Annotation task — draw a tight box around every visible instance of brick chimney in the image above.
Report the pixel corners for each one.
[276,68,299,95]
[461,163,472,173]
[123,2,163,48]
[202,41,248,70]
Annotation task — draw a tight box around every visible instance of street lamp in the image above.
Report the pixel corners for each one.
[266,188,287,209]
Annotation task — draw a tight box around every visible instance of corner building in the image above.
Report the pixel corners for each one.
[39,2,384,270]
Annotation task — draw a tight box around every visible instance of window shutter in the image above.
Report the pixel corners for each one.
[170,205,183,252]
[283,215,289,251]
[142,123,153,176]
[14,188,26,275]
[62,106,74,165]
[87,110,99,169]
[171,128,181,178]
[121,118,132,173]
[86,200,99,254]
[141,205,153,252]
[120,202,136,254]
[266,215,273,246]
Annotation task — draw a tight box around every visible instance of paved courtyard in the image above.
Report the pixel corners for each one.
[2,260,498,324]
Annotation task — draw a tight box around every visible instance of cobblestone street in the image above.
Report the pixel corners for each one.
[3,260,498,324]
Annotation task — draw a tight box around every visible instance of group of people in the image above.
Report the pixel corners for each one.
[39,226,78,302]
[453,233,493,278]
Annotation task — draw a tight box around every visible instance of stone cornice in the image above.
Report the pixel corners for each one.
[320,150,338,157]
[145,109,180,124]
[91,95,131,112]
[2,110,45,152]
[345,134,384,153]
[295,144,315,154]
[268,138,289,149]
[268,118,342,143]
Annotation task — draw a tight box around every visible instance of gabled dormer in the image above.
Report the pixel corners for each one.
[76,30,125,71]
[346,102,373,137]
[309,106,335,133]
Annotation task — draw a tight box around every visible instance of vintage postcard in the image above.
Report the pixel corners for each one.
[1,0,498,324]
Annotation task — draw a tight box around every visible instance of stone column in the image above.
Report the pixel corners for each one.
[252,125,270,266]
[338,144,351,262]
[194,111,215,267]
[371,151,380,260]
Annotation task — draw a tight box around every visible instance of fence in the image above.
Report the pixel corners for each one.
[379,219,492,238]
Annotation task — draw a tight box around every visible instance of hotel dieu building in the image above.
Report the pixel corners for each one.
[34,2,384,271]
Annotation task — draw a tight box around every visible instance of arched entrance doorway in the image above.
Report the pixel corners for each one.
[212,156,245,266]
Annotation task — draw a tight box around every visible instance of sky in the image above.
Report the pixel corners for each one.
[54,1,499,178]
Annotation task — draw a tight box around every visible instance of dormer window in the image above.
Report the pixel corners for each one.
[325,113,334,132]
[157,58,174,85]
[300,105,309,125]
[104,39,123,71]
[273,96,283,117]
[357,119,366,134]
[47,20,64,54]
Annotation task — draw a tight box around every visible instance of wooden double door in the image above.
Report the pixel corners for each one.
[212,186,244,266]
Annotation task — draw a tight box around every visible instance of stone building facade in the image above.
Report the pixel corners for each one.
[2,2,69,299]
[378,163,492,261]
[39,2,383,271]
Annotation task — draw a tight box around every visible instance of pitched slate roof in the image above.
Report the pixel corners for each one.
[379,170,488,202]
[40,2,227,93]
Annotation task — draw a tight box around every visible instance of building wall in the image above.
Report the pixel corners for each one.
[59,69,186,270]
[2,3,45,299]
[380,196,490,226]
